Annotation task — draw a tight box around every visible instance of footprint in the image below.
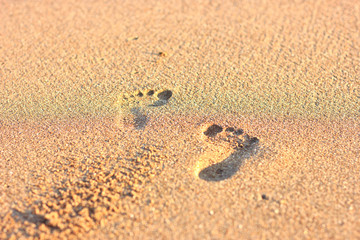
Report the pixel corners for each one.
[194,123,259,182]
[114,89,173,129]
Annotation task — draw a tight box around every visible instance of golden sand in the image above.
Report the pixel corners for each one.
[1,0,359,239]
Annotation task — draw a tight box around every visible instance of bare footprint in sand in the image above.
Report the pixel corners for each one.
[194,123,259,182]
[114,89,173,129]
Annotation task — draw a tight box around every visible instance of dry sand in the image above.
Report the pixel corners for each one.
[0,0,359,239]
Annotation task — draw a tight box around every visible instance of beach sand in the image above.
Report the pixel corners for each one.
[1,0,359,239]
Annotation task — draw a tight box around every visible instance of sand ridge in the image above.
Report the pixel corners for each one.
[0,117,170,239]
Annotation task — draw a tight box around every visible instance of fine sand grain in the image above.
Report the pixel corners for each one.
[1,0,359,239]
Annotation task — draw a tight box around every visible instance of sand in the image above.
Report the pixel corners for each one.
[0,0,359,239]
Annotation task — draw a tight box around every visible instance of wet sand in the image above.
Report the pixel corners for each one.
[1,0,359,239]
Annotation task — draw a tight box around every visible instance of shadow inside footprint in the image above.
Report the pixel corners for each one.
[203,124,223,137]
[149,90,173,107]
[198,137,259,182]
[117,89,173,129]
[149,100,169,107]
[130,107,148,129]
